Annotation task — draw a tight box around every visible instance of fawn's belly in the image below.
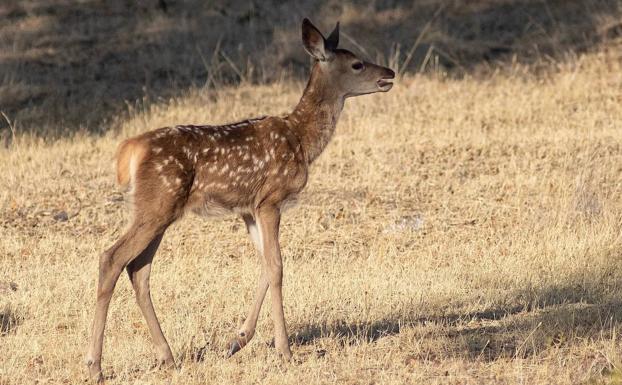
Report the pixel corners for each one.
[189,198,253,218]
[188,190,300,218]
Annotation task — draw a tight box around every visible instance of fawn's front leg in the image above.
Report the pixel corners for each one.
[256,205,292,358]
[227,214,269,357]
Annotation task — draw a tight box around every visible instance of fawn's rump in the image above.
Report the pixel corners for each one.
[116,137,148,188]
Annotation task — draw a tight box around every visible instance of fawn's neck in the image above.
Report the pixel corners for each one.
[289,63,344,164]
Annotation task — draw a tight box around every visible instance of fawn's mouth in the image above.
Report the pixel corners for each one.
[377,77,394,91]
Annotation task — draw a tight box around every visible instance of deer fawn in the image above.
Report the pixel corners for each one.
[86,18,394,381]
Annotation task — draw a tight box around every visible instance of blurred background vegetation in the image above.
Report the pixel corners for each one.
[0,0,621,136]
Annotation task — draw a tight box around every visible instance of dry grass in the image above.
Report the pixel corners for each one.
[1,47,622,384]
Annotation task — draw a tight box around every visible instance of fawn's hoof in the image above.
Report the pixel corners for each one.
[270,338,293,361]
[279,349,293,361]
[154,356,177,370]
[85,360,104,384]
[95,373,104,384]
[225,338,244,358]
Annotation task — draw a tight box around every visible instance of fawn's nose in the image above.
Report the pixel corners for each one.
[384,68,395,79]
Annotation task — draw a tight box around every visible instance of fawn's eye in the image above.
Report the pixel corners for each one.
[351,62,364,71]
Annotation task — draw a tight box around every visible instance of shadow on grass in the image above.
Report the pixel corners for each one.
[174,277,622,366]
[290,281,622,362]
[1,0,620,135]
[0,306,20,335]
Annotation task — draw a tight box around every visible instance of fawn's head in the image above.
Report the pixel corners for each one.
[302,18,395,98]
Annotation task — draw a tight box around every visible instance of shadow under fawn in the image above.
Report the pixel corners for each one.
[85,18,395,382]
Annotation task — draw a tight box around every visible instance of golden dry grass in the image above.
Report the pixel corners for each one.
[2,50,622,384]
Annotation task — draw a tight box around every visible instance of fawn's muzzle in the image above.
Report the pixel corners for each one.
[377,69,395,91]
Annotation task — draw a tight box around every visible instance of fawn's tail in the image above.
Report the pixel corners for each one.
[115,138,147,188]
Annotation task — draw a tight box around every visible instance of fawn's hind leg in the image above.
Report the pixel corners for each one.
[85,217,173,382]
[126,233,175,368]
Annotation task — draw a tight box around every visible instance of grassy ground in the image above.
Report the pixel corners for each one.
[2,0,621,135]
[1,47,622,384]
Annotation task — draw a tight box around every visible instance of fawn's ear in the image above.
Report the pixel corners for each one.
[302,18,333,61]
[325,22,339,51]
